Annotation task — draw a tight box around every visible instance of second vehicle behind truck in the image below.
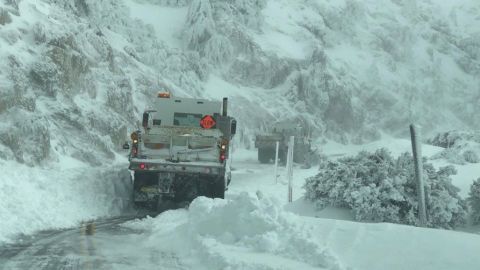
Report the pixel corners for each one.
[255,120,311,164]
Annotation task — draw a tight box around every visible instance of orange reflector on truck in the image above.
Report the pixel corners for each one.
[200,115,216,129]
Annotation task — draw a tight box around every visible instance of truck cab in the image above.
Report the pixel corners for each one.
[128,93,236,208]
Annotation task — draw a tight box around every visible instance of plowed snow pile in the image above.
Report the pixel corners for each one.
[0,161,132,244]
[125,192,480,270]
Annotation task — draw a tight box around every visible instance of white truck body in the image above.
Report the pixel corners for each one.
[128,94,236,207]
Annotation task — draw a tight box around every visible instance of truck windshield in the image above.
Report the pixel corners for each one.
[173,112,203,127]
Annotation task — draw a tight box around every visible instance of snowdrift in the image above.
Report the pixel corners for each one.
[125,192,480,270]
[0,161,132,244]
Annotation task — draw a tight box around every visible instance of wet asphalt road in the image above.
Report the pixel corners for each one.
[0,214,186,270]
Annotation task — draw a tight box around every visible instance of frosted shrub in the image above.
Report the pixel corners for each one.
[469,178,480,225]
[431,148,466,165]
[463,150,479,163]
[304,149,468,229]
[428,131,480,165]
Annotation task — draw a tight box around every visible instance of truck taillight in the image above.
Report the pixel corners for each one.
[219,140,228,163]
[131,131,140,158]
[139,163,146,170]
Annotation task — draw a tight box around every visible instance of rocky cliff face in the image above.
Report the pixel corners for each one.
[0,0,479,166]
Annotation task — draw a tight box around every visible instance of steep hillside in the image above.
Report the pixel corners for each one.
[0,0,479,165]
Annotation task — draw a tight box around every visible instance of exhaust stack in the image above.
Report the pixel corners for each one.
[222,97,228,116]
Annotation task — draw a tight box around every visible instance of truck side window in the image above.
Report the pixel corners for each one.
[153,119,161,126]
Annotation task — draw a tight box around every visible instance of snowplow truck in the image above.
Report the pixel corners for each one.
[255,121,310,164]
[128,93,237,208]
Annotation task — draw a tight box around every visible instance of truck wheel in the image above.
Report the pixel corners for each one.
[211,178,225,199]
[258,148,272,163]
[293,144,307,163]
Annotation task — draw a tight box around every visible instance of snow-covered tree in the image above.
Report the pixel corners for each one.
[184,0,216,51]
[469,178,480,224]
[304,149,468,229]
[204,33,233,66]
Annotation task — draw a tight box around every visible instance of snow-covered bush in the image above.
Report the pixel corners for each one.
[463,150,479,164]
[469,178,480,225]
[428,131,469,148]
[431,148,467,165]
[304,149,468,229]
[429,131,480,164]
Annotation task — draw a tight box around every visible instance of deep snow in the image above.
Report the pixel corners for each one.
[0,157,132,244]
[123,144,480,270]
[1,133,479,269]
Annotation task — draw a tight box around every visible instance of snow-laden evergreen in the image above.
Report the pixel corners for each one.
[304,149,468,229]
[469,178,480,225]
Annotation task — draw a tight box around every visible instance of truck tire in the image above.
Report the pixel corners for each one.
[258,148,272,163]
[211,178,225,199]
[293,144,307,163]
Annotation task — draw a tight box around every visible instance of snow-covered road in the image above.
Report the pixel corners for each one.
[0,214,186,270]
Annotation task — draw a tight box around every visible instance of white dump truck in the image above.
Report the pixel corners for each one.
[127,93,237,208]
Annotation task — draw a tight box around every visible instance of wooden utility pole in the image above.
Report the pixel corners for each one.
[410,124,427,226]
[274,141,279,184]
[287,136,294,203]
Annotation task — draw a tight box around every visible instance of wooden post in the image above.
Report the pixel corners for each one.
[274,141,279,184]
[410,124,427,226]
[287,136,294,203]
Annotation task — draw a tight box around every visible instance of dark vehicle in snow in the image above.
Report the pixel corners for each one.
[255,120,311,164]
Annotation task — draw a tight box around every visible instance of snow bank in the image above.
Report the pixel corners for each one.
[0,161,132,244]
[126,192,344,270]
[127,192,480,270]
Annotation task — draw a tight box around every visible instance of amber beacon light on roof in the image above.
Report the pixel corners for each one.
[157,92,171,98]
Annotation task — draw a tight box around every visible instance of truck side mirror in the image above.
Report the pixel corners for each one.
[231,120,237,135]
